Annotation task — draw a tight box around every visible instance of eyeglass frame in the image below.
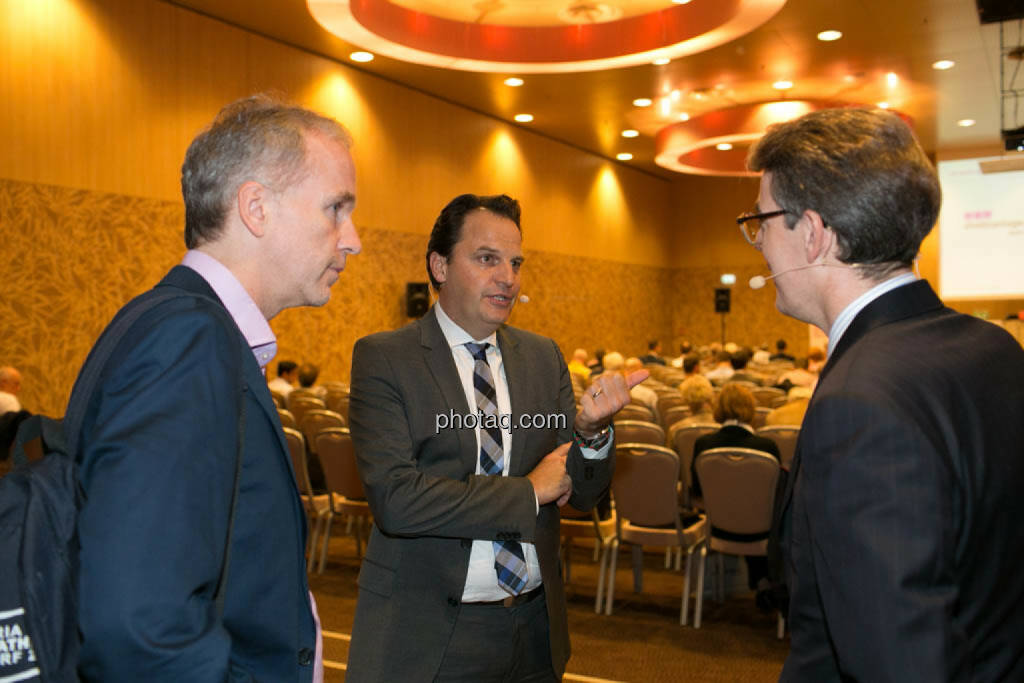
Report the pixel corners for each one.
[736,209,788,245]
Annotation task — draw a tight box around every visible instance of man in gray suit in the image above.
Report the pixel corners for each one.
[347,193,645,682]
[743,108,1024,681]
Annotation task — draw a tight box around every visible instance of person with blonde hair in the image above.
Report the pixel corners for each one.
[676,375,716,426]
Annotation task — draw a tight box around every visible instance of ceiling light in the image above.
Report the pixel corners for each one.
[772,80,793,90]
[678,112,690,121]
[957,119,976,127]
[932,60,955,71]
[349,51,374,63]
[514,113,534,122]
[672,0,693,4]
[633,98,653,107]
[621,129,640,138]
[653,57,670,66]
[616,153,634,161]
[886,72,899,87]
[817,30,842,42]
[504,77,524,86]
[877,102,890,109]
[716,143,733,151]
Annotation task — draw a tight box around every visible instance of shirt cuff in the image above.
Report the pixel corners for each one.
[580,424,613,460]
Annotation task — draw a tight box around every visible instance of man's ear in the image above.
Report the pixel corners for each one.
[801,209,834,263]
[237,181,268,238]
[428,251,448,286]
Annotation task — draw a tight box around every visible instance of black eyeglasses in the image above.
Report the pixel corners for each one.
[736,209,788,245]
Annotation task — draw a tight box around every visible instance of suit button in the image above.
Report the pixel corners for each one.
[298,648,314,666]
[448,596,459,607]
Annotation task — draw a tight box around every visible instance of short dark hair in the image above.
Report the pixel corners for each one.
[775,339,787,351]
[181,94,352,249]
[748,107,940,280]
[297,362,320,388]
[683,353,700,373]
[648,340,660,351]
[276,360,297,377]
[425,194,521,290]
[730,348,752,370]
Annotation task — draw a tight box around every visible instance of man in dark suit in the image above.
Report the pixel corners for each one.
[346,194,644,682]
[742,107,1024,681]
[73,95,361,681]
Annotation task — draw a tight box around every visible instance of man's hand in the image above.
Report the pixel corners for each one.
[527,442,572,506]
[575,369,649,436]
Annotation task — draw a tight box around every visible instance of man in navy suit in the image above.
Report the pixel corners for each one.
[73,95,361,681]
[743,107,1024,681]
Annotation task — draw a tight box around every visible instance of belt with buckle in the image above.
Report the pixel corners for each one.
[465,585,544,608]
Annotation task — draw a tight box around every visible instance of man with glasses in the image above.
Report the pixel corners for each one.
[742,107,1024,682]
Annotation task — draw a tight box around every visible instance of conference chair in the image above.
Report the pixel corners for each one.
[277,408,297,431]
[616,403,656,422]
[269,390,287,409]
[751,386,786,408]
[315,427,372,573]
[606,443,707,625]
[612,419,665,446]
[669,423,720,508]
[752,406,772,429]
[661,406,692,435]
[655,394,688,426]
[693,447,784,637]
[287,396,326,428]
[282,427,329,564]
[299,409,346,456]
[560,503,617,614]
[287,387,322,408]
[325,389,350,420]
[756,425,800,471]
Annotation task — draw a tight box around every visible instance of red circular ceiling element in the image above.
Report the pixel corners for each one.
[307,0,787,73]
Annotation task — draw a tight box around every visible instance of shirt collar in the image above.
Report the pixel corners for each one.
[433,302,498,350]
[721,419,754,434]
[181,250,278,370]
[826,272,917,357]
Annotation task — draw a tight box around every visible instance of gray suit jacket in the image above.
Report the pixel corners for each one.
[345,307,611,682]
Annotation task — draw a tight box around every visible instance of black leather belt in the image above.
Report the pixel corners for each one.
[464,585,544,608]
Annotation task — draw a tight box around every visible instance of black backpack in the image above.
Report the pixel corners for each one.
[0,289,245,683]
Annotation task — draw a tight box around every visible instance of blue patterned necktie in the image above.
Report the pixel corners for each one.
[465,342,529,596]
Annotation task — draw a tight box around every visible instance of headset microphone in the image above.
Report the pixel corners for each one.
[749,263,828,289]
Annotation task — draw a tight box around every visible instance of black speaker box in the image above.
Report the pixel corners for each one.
[406,282,430,318]
[714,288,731,314]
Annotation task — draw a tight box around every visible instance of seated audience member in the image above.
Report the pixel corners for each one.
[681,352,702,378]
[0,366,23,414]
[704,350,736,385]
[624,357,659,411]
[692,383,781,594]
[752,345,772,366]
[588,348,606,376]
[268,360,299,397]
[670,341,693,368]
[776,348,825,391]
[297,362,327,398]
[567,348,592,382]
[676,375,716,426]
[640,340,667,366]
[729,347,764,385]
[765,386,813,426]
[603,353,655,413]
[770,339,795,362]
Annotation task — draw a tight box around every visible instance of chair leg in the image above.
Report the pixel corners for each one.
[307,514,322,568]
[694,544,707,629]
[777,613,785,640]
[594,540,609,614]
[674,547,682,572]
[605,539,619,616]
[680,546,692,626]
[631,544,644,593]
[354,516,364,557]
[318,513,334,574]
[664,546,672,569]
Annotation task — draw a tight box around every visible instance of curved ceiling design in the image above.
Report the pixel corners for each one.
[307,0,787,73]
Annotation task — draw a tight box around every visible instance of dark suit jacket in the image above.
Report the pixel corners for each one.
[345,307,612,682]
[692,425,780,498]
[776,280,1024,682]
[74,266,316,682]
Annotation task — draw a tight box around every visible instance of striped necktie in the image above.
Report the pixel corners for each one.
[465,342,529,596]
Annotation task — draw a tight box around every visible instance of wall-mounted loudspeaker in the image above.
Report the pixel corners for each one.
[714,288,731,314]
[406,282,430,318]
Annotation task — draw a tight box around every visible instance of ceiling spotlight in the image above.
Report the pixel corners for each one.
[877,102,891,109]
[886,72,899,87]
[504,77,524,86]
[349,51,374,63]
[932,60,955,71]
[672,0,693,4]
[653,57,670,66]
[633,98,653,107]
[817,30,842,41]
[772,80,793,90]
[716,143,733,151]
[957,119,976,127]
[616,153,634,161]
[514,113,534,122]
[621,129,640,138]
[678,112,690,121]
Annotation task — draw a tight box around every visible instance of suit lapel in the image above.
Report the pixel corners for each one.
[419,308,477,472]
[496,327,528,476]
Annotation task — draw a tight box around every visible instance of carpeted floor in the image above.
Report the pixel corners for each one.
[310,533,788,682]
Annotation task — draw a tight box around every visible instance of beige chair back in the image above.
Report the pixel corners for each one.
[612,419,665,446]
[288,396,326,427]
[611,443,680,527]
[655,394,687,425]
[277,408,297,431]
[616,403,656,422]
[695,447,779,553]
[315,427,366,501]
[752,386,786,408]
[752,406,771,430]
[325,389,350,419]
[283,427,314,496]
[756,425,800,471]
[669,423,720,504]
[300,409,346,454]
[269,390,287,409]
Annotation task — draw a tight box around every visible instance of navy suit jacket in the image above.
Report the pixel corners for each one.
[345,306,612,682]
[776,280,1024,682]
[74,266,317,682]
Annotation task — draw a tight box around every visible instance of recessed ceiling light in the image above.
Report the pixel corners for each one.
[633,98,653,107]
[504,77,524,86]
[877,102,891,109]
[772,80,793,90]
[514,113,534,123]
[886,72,899,87]
[621,129,640,138]
[932,60,955,71]
[957,118,976,127]
[350,51,374,63]
[671,0,692,4]
[817,30,842,42]
[678,112,690,121]
[716,143,733,151]
[616,153,634,161]
[653,57,670,66]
